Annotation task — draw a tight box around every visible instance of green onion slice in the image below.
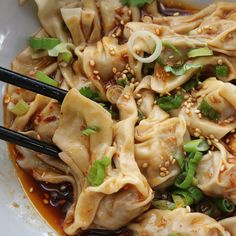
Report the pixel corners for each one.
[48,43,75,63]
[7,100,29,116]
[172,194,186,208]
[184,139,209,153]
[157,94,183,111]
[35,71,58,87]
[120,0,154,7]
[164,63,202,76]
[82,126,101,136]
[188,186,203,204]
[182,75,199,92]
[199,99,220,121]
[87,156,111,186]
[216,65,229,78]
[152,200,176,210]
[29,37,60,50]
[215,198,235,213]
[188,47,213,58]
[162,41,183,65]
[79,87,101,102]
[175,151,203,189]
[174,153,185,170]
[172,190,194,207]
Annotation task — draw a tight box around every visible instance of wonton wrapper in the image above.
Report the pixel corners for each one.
[53,87,153,234]
[128,208,229,236]
[197,143,236,204]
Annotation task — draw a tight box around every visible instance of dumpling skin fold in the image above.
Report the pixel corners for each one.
[128,208,230,236]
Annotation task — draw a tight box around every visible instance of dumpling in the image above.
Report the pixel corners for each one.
[135,112,188,188]
[128,208,229,236]
[180,77,236,140]
[196,143,236,204]
[53,87,153,234]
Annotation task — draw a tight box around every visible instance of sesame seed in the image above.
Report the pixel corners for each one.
[89,60,95,67]
[209,134,215,139]
[231,129,235,133]
[197,28,202,33]
[142,163,149,168]
[171,159,176,165]
[29,187,34,193]
[160,172,166,177]
[93,70,99,75]
[123,70,128,74]
[195,109,200,114]
[165,170,170,175]
[195,128,200,133]
[134,82,139,86]
[112,34,116,38]
[218,59,223,65]
[43,199,49,205]
[137,98,143,105]
[112,67,117,73]
[173,12,180,16]
[186,206,191,212]
[110,51,116,56]
[120,20,124,25]
[213,138,219,143]
[136,93,142,98]
[220,165,225,172]
[164,161,170,167]
[184,95,190,99]
[155,28,160,35]
[128,9,132,16]
[124,94,130,99]
[96,75,101,81]
[194,132,200,137]
[207,139,212,145]
[208,150,213,156]
[198,113,202,119]
[160,167,167,172]
[226,138,230,144]
[122,74,127,79]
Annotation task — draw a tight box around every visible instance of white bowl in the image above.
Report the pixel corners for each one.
[0,1,234,235]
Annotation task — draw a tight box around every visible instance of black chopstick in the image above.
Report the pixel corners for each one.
[0,126,61,157]
[0,67,67,103]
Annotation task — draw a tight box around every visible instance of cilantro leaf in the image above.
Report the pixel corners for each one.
[120,0,154,7]
[79,87,101,102]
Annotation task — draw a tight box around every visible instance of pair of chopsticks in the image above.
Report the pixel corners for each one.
[0,67,65,157]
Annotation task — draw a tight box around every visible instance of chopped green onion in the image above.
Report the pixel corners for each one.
[79,87,101,102]
[29,37,60,50]
[152,200,176,210]
[172,190,194,207]
[188,186,203,204]
[174,153,185,170]
[184,139,209,153]
[126,73,133,81]
[199,99,220,121]
[175,151,203,189]
[87,156,111,186]
[215,198,235,213]
[120,0,154,7]
[48,43,75,63]
[7,100,29,116]
[116,79,129,87]
[188,47,213,58]
[216,65,229,78]
[35,71,58,87]
[157,94,183,111]
[182,76,199,92]
[156,56,165,66]
[82,126,100,136]
[172,194,186,208]
[58,52,73,63]
[164,63,202,76]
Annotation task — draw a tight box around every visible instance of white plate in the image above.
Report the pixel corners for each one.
[0,1,234,235]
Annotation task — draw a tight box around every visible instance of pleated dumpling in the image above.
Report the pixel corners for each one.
[128,208,229,236]
[219,217,236,236]
[135,105,188,188]
[196,143,236,204]
[52,87,153,235]
[181,77,236,139]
